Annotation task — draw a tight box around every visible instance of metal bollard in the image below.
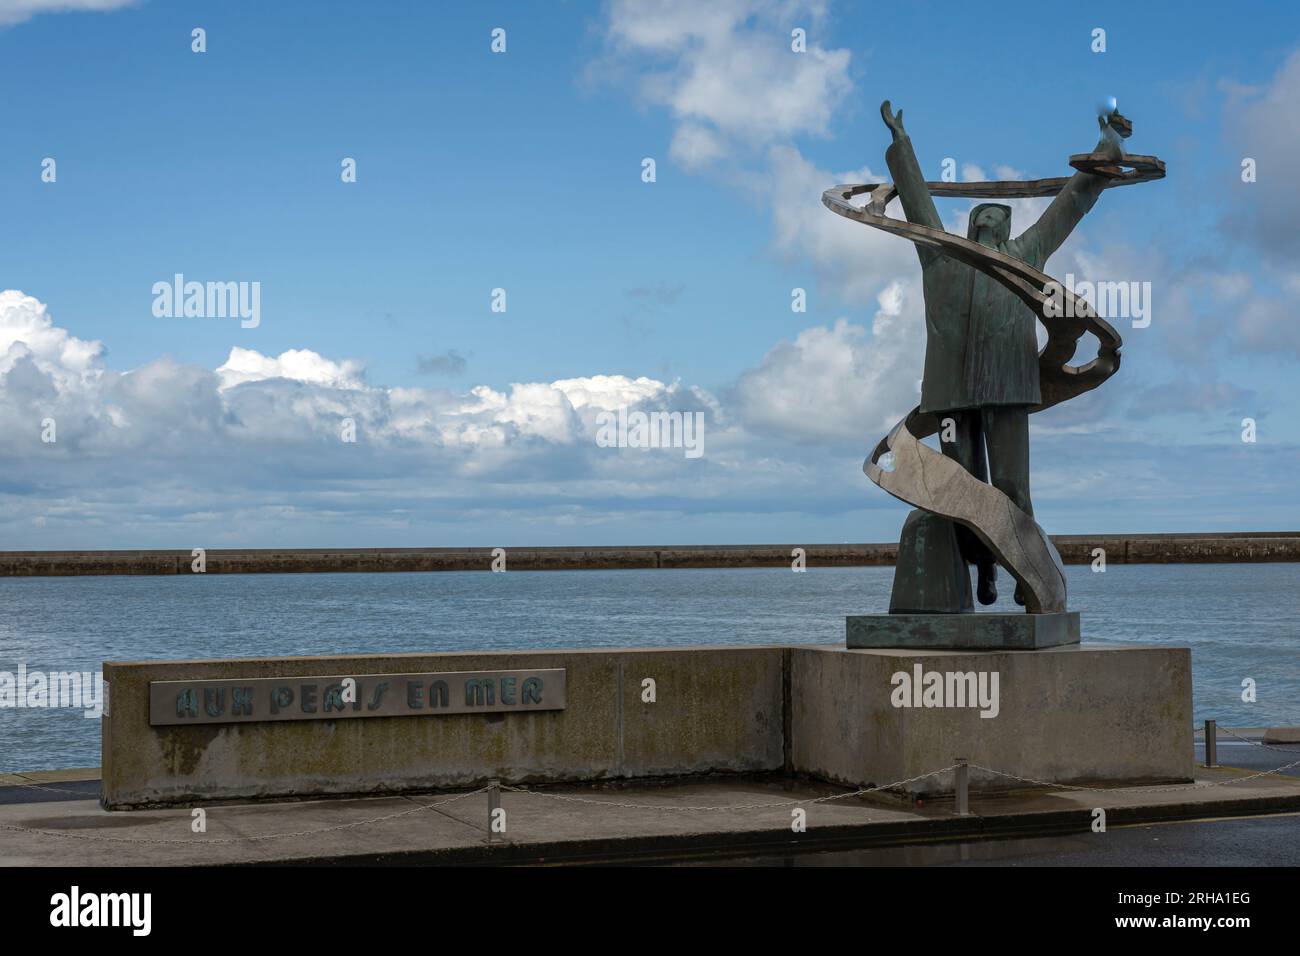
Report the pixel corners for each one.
[954,758,969,816]
[1204,720,1216,768]
[487,780,501,844]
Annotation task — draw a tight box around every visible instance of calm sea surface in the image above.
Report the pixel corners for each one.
[1,564,1296,772]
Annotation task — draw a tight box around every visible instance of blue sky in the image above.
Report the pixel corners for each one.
[1,0,1298,548]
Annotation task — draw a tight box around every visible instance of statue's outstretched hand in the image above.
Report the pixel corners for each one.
[1094,119,1122,162]
[881,100,905,140]
[1095,111,1129,162]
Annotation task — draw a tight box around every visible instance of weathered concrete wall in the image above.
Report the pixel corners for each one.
[102,647,786,809]
[790,645,1193,793]
[103,643,1192,809]
[6,533,1300,576]
[1050,532,1300,564]
[3,545,890,576]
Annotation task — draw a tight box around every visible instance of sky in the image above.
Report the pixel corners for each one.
[0,0,1298,549]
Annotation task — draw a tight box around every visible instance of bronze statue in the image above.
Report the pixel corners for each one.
[823,100,1164,625]
[880,100,1122,606]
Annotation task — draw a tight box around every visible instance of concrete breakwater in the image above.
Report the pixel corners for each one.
[0,532,1298,576]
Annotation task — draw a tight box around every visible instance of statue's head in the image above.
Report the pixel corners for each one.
[967,203,1011,246]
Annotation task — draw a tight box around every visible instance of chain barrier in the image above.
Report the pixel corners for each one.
[3,724,1299,846]
[969,756,1300,795]
[1218,725,1300,755]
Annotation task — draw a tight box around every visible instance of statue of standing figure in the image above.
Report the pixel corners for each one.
[878,100,1124,607]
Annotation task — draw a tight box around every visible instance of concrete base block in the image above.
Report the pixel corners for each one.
[1263,727,1300,744]
[846,611,1080,650]
[790,644,1193,794]
[102,647,786,809]
[101,642,1194,809]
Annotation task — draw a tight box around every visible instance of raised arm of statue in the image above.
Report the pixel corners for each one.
[880,101,943,247]
[1018,118,1124,266]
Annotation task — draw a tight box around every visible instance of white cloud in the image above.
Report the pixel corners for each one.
[603,0,852,167]
[0,289,737,457]
[0,291,104,377]
[0,0,136,28]
[733,290,921,444]
[0,291,690,458]
[216,347,366,391]
[764,145,910,301]
[669,122,726,170]
[551,374,666,411]
[0,289,885,545]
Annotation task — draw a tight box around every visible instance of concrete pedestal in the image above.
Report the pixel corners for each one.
[791,644,1193,795]
[847,611,1080,650]
[101,643,1193,808]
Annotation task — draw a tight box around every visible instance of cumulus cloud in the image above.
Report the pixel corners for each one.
[0,0,136,28]
[0,286,928,549]
[0,291,104,377]
[669,122,727,170]
[0,291,690,461]
[764,145,906,304]
[216,347,366,391]
[550,373,666,412]
[601,0,852,168]
[1,290,807,544]
[733,304,920,444]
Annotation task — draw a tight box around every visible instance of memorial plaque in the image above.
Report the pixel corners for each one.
[148,668,565,726]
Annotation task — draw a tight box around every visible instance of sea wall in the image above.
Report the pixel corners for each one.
[6,531,1300,577]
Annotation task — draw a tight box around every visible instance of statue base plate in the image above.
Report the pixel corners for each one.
[846,611,1080,650]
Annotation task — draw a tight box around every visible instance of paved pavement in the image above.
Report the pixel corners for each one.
[692,736,1300,866]
[1195,739,1300,777]
[2,733,1299,866]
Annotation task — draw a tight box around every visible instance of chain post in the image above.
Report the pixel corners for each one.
[486,780,501,844]
[955,758,970,816]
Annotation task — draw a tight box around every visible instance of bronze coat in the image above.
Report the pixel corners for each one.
[885,134,1107,414]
